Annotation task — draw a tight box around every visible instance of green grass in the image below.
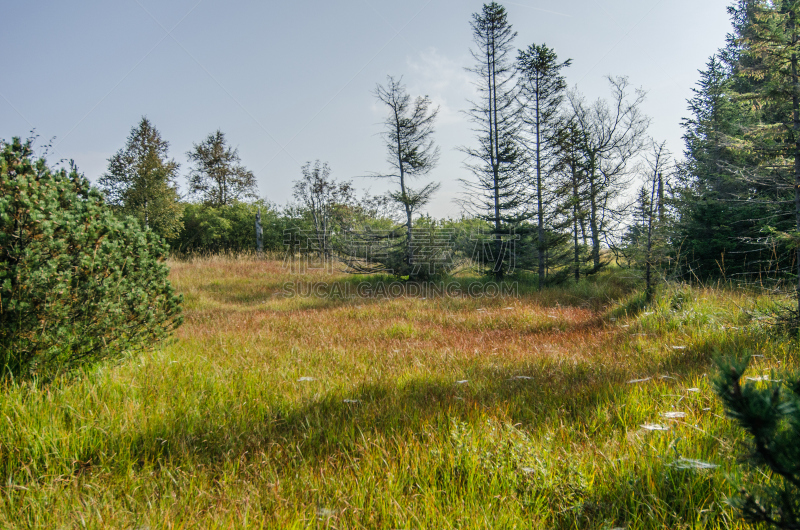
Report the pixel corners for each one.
[0,255,795,528]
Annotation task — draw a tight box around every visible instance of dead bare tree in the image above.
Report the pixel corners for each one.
[567,76,650,272]
[292,161,355,258]
[370,76,440,278]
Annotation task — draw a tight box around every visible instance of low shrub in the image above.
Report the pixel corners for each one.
[0,138,182,381]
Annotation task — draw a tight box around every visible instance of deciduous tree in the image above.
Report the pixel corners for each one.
[100,117,183,239]
[187,129,257,207]
[292,161,355,258]
[567,77,650,272]
[620,141,672,300]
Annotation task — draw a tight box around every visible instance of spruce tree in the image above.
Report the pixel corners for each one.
[734,0,800,316]
[517,43,571,287]
[675,55,749,279]
[675,0,800,303]
[460,2,527,279]
[676,5,795,284]
[371,76,440,279]
[551,119,592,283]
[714,355,800,529]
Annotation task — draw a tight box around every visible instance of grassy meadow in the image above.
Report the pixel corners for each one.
[1,255,796,528]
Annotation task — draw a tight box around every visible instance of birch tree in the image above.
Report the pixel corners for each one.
[292,160,355,258]
[187,130,257,207]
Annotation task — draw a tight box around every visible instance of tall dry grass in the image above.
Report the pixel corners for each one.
[0,255,793,528]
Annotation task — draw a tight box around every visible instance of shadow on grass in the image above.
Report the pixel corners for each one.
[608,289,649,321]
[66,303,744,482]
[115,367,615,468]
[111,341,718,471]
[1,322,748,530]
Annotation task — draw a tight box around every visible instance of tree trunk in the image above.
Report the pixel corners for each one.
[488,32,503,280]
[580,216,587,246]
[574,211,580,283]
[588,154,601,271]
[255,207,263,254]
[645,189,655,302]
[535,76,545,288]
[792,15,800,318]
[646,158,662,301]
[394,108,414,278]
[571,157,580,283]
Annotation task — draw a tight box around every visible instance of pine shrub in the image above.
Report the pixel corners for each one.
[0,138,182,381]
[714,354,800,529]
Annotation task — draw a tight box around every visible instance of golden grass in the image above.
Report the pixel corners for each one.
[0,255,794,528]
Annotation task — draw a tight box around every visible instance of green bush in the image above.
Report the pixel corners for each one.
[0,138,182,381]
[171,200,287,254]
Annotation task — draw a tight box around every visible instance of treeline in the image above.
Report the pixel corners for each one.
[92,116,475,256]
[90,3,656,285]
[673,0,799,289]
[70,1,800,295]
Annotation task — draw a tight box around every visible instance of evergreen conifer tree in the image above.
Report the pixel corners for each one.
[551,119,592,283]
[735,0,800,315]
[517,43,571,287]
[675,2,796,285]
[371,76,440,279]
[0,137,182,380]
[460,2,527,279]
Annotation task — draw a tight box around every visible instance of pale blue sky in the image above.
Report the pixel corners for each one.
[1,0,732,217]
